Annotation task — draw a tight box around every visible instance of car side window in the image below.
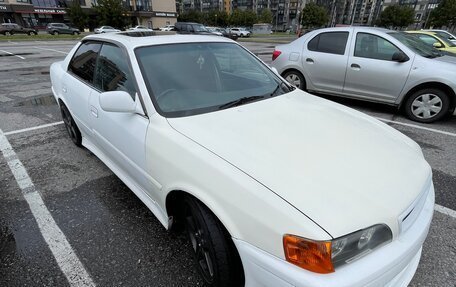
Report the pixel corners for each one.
[354,33,401,61]
[415,34,441,46]
[68,41,102,83]
[308,32,349,55]
[94,43,136,98]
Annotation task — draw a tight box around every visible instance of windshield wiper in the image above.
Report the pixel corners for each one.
[218,96,265,110]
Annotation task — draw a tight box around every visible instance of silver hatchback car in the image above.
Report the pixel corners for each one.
[272,27,456,123]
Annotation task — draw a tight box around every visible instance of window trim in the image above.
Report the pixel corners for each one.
[353,32,404,62]
[307,31,349,55]
[67,39,147,117]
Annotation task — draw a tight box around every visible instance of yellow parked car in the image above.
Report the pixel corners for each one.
[406,31,456,54]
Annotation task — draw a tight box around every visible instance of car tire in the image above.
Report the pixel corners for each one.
[183,196,244,287]
[53,31,59,35]
[28,31,36,36]
[60,103,82,147]
[404,88,450,123]
[5,31,12,36]
[283,70,306,90]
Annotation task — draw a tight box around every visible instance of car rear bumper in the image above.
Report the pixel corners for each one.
[234,184,434,287]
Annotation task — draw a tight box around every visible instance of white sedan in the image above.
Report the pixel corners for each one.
[50,33,434,287]
[128,25,153,31]
[94,26,120,34]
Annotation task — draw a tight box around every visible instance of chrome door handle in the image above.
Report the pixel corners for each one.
[306,58,314,63]
[90,106,98,118]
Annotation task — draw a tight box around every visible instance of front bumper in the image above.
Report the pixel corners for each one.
[234,184,434,287]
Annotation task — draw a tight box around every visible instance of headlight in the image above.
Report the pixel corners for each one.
[283,224,392,274]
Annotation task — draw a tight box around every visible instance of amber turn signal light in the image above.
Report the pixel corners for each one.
[283,234,335,274]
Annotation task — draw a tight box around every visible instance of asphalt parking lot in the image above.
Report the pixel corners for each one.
[0,39,455,286]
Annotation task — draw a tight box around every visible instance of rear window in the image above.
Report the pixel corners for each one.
[68,42,102,83]
[308,32,349,55]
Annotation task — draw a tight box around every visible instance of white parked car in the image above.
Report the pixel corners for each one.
[94,26,120,34]
[128,25,152,31]
[50,33,434,287]
[230,27,251,37]
[159,25,175,31]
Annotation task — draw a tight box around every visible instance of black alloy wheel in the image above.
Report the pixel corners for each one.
[183,197,244,287]
[60,104,82,146]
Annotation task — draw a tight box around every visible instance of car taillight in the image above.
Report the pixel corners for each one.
[272,50,282,61]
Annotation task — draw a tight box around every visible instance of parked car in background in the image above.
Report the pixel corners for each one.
[174,22,220,36]
[425,29,456,44]
[159,25,175,31]
[128,25,152,31]
[206,27,238,40]
[0,23,37,35]
[406,31,456,54]
[94,26,121,34]
[46,23,80,35]
[272,27,456,123]
[229,27,251,37]
[50,32,434,287]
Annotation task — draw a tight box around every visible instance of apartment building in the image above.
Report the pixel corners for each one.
[381,0,441,29]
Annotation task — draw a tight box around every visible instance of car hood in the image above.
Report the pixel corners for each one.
[167,90,432,238]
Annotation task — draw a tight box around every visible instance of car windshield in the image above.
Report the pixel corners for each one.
[194,24,209,32]
[388,32,443,58]
[433,34,456,47]
[136,42,290,117]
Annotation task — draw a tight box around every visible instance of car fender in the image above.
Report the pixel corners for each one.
[145,117,332,259]
[397,77,456,105]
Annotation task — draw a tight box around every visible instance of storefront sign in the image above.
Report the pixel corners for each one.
[33,8,66,14]
[0,5,13,12]
[152,11,176,18]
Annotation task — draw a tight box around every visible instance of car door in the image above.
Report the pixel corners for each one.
[64,41,102,137]
[13,24,24,34]
[302,31,351,93]
[343,32,413,102]
[89,42,153,194]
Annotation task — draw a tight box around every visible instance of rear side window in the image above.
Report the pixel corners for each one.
[94,44,136,97]
[308,32,349,55]
[68,42,101,83]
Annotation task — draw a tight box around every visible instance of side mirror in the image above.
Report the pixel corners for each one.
[433,42,443,48]
[99,91,136,113]
[392,51,409,63]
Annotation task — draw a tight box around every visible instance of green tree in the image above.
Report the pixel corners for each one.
[258,9,273,24]
[301,3,328,28]
[93,0,128,29]
[377,5,415,29]
[229,9,257,27]
[428,0,456,30]
[66,2,88,31]
[177,10,203,23]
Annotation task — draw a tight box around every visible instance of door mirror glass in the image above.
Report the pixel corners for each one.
[99,91,136,113]
[392,51,409,63]
[433,42,443,48]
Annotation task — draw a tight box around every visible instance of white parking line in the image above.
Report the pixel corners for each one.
[0,128,95,287]
[7,40,19,45]
[376,117,456,137]
[34,46,68,55]
[435,204,456,219]
[4,121,64,136]
[0,49,25,60]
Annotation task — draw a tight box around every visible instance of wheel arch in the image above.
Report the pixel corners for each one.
[281,68,307,90]
[400,81,456,111]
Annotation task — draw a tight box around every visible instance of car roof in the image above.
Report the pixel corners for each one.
[406,30,436,35]
[83,32,233,50]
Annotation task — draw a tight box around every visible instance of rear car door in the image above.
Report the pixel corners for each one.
[64,41,101,137]
[302,31,350,93]
[343,32,413,102]
[89,42,152,194]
